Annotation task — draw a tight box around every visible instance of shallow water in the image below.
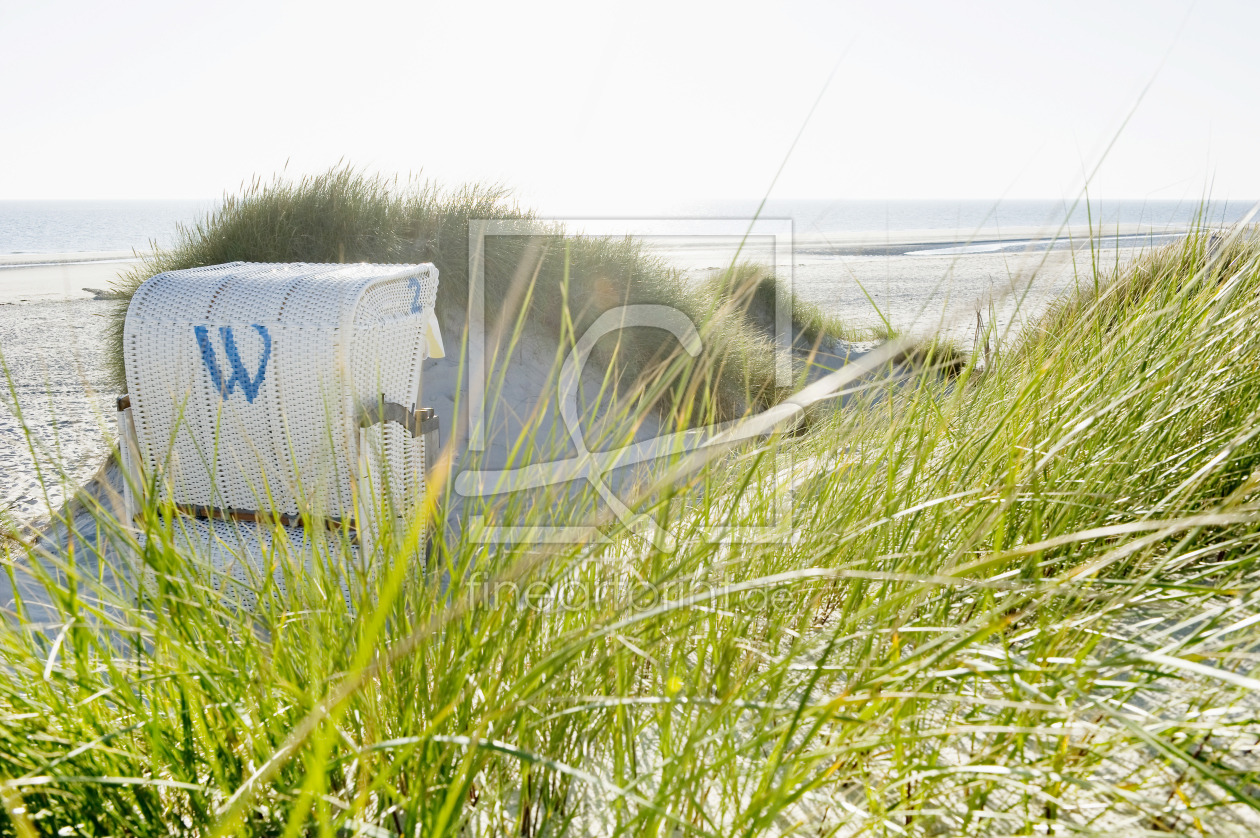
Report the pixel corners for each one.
[648,233,1146,342]
[789,247,1144,341]
[0,200,208,254]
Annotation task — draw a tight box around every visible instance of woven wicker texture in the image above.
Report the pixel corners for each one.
[123,262,439,524]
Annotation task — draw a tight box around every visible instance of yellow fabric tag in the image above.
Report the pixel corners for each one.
[425,308,445,359]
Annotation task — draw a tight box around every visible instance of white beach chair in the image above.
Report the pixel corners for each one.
[115,262,443,608]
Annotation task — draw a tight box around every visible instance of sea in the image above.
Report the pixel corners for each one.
[1,198,1255,255]
[0,200,211,254]
[680,198,1254,237]
[3,195,1255,335]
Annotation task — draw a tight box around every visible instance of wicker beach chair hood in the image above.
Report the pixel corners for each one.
[117,262,441,606]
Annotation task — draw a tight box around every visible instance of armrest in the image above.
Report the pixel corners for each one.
[358,401,439,438]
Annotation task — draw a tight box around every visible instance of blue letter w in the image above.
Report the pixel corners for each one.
[195,324,272,403]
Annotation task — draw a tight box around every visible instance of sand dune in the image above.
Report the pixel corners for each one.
[0,232,1158,535]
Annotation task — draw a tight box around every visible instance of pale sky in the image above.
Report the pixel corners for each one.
[1,0,1256,209]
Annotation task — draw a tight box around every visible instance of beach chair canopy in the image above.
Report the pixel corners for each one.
[120,261,442,528]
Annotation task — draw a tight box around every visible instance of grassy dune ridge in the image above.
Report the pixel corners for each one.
[3,202,1260,833]
[107,167,853,422]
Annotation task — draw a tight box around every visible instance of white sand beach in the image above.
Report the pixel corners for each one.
[0,251,138,303]
[0,254,133,530]
[0,298,115,528]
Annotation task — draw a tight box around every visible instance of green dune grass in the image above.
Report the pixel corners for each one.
[4,198,1260,834]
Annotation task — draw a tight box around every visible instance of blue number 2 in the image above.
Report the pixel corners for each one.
[408,276,423,313]
[195,324,272,403]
